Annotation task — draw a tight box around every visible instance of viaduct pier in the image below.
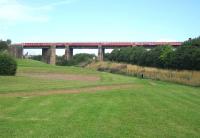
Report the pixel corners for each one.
[10,42,182,65]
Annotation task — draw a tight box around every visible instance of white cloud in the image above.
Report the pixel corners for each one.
[0,0,75,22]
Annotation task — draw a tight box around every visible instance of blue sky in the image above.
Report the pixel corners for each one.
[0,0,200,43]
[0,0,200,55]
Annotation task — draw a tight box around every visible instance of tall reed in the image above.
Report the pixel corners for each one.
[87,61,200,86]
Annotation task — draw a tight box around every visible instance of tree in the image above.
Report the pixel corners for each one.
[0,41,8,52]
[183,36,200,47]
[104,37,200,70]
[159,46,174,68]
[129,47,146,64]
[109,49,120,61]
[117,47,132,63]
[137,50,149,66]
[170,46,200,70]
[145,46,163,68]
[6,39,12,45]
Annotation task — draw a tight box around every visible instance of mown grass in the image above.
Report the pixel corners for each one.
[0,59,137,93]
[0,59,200,138]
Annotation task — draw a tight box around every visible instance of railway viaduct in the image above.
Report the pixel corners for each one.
[10,42,182,65]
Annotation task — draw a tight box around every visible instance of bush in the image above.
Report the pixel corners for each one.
[0,54,17,76]
[30,55,42,61]
[104,53,111,61]
[57,53,95,66]
[0,41,9,52]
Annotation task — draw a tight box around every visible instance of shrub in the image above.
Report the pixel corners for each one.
[0,41,8,52]
[0,54,17,76]
[57,53,95,66]
[104,53,111,61]
[30,55,42,61]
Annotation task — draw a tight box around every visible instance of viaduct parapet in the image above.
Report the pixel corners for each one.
[10,42,182,65]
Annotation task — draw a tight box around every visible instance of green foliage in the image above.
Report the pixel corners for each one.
[107,43,200,70]
[0,53,17,76]
[137,50,148,66]
[109,49,120,61]
[104,53,111,61]
[0,41,8,52]
[30,55,42,61]
[168,46,200,70]
[57,53,95,66]
[118,47,133,63]
[129,47,146,64]
[6,39,12,45]
[159,46,173,64]
[147,45,173,68]
[183,36,200,47]
[108,47,146,64]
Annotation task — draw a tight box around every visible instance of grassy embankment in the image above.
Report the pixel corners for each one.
[0,59,199,138]
[87,61,200,86]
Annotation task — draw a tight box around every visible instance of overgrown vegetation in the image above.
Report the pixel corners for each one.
[0,39,17,76]
[0,41,8,52]
[106,37,200,70]
[30,55,42,61]
[56,53,96,67]
[87,61,200,86]
[29,53,96,67]
[0,53,17,75]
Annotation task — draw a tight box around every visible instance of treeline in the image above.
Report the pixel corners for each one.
[106,37,200,70]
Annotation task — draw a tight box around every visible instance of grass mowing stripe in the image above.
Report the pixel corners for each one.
[0,59,199,138]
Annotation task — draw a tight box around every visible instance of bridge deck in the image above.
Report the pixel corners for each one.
[14,42,182,48]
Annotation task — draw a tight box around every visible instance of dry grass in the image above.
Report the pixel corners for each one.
[87,61,200,86]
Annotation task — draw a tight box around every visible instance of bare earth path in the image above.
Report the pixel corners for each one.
[18,73,100,82]
[0,84,137,97]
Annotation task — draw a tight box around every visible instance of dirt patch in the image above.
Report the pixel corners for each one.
[18,73,100,82]
[0,84,137,97]
[149,82,157,86]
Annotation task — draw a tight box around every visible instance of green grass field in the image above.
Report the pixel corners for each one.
[0,59,199,138]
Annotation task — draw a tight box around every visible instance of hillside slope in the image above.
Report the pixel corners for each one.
[0,59,199,138]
